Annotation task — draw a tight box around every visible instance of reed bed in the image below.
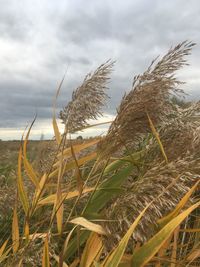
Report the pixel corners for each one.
[0,41,200,266]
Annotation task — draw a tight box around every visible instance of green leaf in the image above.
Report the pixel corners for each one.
[104,151,143,175]
[83,163,134,215]
[65,163,134,260]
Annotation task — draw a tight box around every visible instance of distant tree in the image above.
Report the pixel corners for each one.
[40,133,45,141]
[76,135,83,141]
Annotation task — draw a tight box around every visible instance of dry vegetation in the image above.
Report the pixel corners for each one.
[0,41,200,266]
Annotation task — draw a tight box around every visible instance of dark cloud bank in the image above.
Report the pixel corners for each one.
[0,0,200,139]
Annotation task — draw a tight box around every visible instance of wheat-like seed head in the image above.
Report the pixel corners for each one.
[59,60,114,133]
[152,101,200,160]
[99,41,196,157]
[103,157,199,249]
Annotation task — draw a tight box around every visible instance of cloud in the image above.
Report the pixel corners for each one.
[0,0,200,139]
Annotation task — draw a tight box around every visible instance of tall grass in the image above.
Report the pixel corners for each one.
[0,41,200,266]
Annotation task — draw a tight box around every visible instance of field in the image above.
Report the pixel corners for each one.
[0,41,200,266]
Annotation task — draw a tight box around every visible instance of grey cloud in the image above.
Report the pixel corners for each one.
[0,0,200,139]
[0,2,31,41]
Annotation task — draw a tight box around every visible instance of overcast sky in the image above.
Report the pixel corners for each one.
[1,0,200,140]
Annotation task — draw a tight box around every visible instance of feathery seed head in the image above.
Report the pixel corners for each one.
[99,41,196,157]
[59,60,114,133]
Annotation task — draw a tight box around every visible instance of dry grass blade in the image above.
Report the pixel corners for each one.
[24,220,29,240]
[42,234,50,267]
[147,112,168,163]
[57,138,100,159]
[59,60,114,132]
[31,173,48,214]
[49,152,97,179]
[0,246,12,265]
[70,142,84,195]
[23,118,40,188]
[0,239,9,257]
[12,205,19,253]
[158,180,200,228]
[101,204,150,267]
[17,146,29,215]
[170,226,180,267]
[51,154,64,235]
[186,248,200,265]
[155,235,173,267]
[70,217,107,235]
[131,200,200,266]
[80,232,103,267]
[53,116,61,145]
[38,187,94,206]
[51,254,69,267]
[55,185,64,235]
[52,74,66,145]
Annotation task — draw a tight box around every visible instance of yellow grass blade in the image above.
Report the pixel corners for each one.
[53,116,61,145]
[155,235,173,267]
[38,187,94,206]
[147,113,168,163]
[80,232,103,267]
[170,226,180,267]
[42,234,50,267]
[23,158,40,188]
[12,206,20,253]
[18,258,23,266]
[131,200,200,266]
[51,254,69,267]
[70,217,107,235]
[52,74,66,145]
[24,220,29,240]
[57,139,100,160]
[80,120,113,131]
[17,146,29,215]
[101,204,150,267]
[55,185,64,234]
[23,120,39,188]
[157,180,200,228]
[38,173,48,193]
[32,173,48,212]
[50,152,97,179]
[0,246,12,264]
[69,258,80,267]
[70,143,84,195]
[179,228,200,233]
[186,249,200,264]
[51,147,65,235]
[22,232,48,241]
[0,239,9,257]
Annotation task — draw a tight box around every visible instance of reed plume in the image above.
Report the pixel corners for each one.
[59,60,114,133]
[158,100,200,160]
[99,41,196,157]
[104,157,199,248]
[96,41,200,250]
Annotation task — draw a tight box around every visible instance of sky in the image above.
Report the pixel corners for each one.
[0,0,200,140]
